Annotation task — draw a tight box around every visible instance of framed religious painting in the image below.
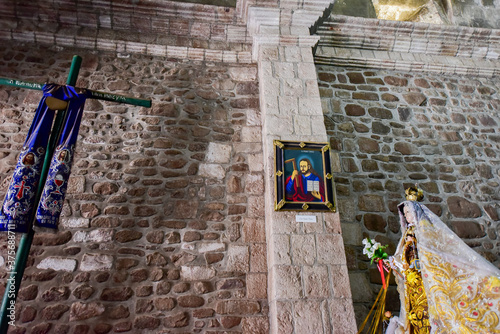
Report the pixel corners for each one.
[274,140,336,212]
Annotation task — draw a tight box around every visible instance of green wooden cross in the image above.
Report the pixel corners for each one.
[0,55,151,331]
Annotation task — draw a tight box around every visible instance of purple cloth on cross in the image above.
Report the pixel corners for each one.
[35,85,87,230]
[0,84,87,233]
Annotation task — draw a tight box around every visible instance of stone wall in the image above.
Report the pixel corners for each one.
[317,65,500,324]
[452,0,500,29]
[0,43,268,333]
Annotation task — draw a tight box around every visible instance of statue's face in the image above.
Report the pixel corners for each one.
[403,204,416,226]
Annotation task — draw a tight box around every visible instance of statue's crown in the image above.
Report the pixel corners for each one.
[405,186,424,201]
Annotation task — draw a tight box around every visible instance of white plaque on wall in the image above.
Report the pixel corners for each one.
[295,215,317,223]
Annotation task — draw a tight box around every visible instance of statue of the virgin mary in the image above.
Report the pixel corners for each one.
[385,187,500,334]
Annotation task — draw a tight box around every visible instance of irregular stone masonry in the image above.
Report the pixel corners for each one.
[318,65,500,326]
[0,44,268,333]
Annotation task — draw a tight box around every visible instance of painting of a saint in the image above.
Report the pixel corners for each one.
[285,157,325,202]
[22,152,35,166]
[58,149,68,162]
[274,141,335,212]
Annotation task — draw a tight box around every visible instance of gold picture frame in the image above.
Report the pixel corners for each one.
[274,140,336,212]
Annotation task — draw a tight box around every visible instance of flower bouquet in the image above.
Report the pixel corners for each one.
[363,238,389,289]
[358,238,392,334]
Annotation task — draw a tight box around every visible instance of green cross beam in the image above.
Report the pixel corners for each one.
[0,57,151,108]
[0,55,151,332]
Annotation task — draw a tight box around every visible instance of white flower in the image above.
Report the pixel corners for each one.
[362,242,372,255]
[363,246,374,257]
[363,239,375,257]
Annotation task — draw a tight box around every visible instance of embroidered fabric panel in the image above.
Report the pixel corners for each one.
[394,202,500,333]
[0,86,56,233]
[0,84,87,233]
[35,85,87,230]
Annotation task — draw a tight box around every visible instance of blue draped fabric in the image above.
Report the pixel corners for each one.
[35,85,87,230]
[0,84,87,233]
[0,85,56,233]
